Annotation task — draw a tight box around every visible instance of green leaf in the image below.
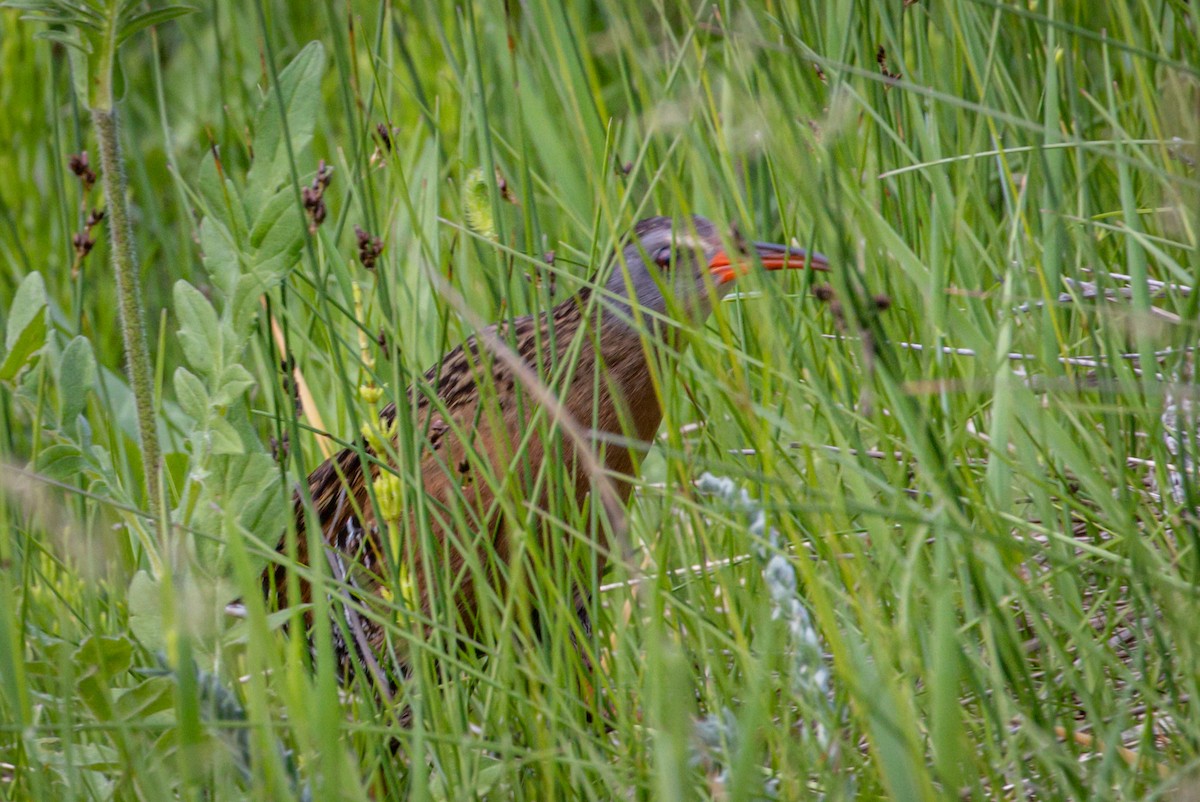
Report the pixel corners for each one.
[0,272,48,381]
[34,28,88,53]
[247,186,296,249]
[245,41,325,211]
[229,274,267,340]
[75,634,134,680]
[249,186,305,284]
[173,367,208,423]
[196,150,245,238]
[2,1,66,10]
[59,335,97,430]
[212,364,255,407]
[173,281,221,376]
[35,742,119,771]
[4,271,46,352]
[127,571,166,653]
[115,5,194,47]
[209,417,244,454]
[198,217,241,299]
[114,676,174,721]
[189,452,287,564]
[74,634,135,721]
[66,45,91,107]
[34,443,87,483]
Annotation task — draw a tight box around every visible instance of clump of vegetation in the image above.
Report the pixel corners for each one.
[0,1,1197,799]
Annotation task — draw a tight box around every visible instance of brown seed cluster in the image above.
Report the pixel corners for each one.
[355,225,383,269]
[494,168,519,205]
[67,152,104,277]
[375,123,394,153]
[302,160,334,232]
[876,46,901,85]
[68,151,97,191]
[72,209,105,262]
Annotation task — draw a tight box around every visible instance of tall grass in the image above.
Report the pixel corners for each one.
[1,1,1198,799]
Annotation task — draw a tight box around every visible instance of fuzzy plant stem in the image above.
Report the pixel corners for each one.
[92,107,164,539]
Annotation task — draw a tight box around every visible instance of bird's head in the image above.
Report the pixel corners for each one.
[602,215,829,332]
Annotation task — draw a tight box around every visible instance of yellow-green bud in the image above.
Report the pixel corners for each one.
[463,167,496,240]
[376,474,402,523]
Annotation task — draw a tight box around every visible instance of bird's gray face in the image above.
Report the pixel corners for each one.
[602,215,828,334]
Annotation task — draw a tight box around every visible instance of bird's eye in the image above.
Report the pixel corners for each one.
[653,246,672,267]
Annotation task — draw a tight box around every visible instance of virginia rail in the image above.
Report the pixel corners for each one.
[263,215,828,696]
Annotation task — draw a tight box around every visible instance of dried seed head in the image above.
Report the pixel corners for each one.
[316,159,333,188]
[375,123,394,152]
[355,225,384,270]
[68,151,97,190]
[302,161,333,231]
[495,167,518,205]
[72,232,95,258]
[876,46,901,84]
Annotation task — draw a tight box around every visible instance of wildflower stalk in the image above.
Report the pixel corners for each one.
[5,0,194,554]
[94,105,164,540]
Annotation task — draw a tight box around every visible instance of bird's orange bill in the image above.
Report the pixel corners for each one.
[708,241,830,284]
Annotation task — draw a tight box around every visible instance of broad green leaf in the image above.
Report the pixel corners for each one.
[212,364,255,407]
[209,417,244,454]
[75,634,134,680]
[249,187,305,285]
[173,367,208,423]
[34,443,87,483]
[74,634,134,721]
[173,280,221,376]
[189,452,287,568]
[114,676,174,721]
[59,335,97,430]
[198,217,241,299]
[0,271,48,380]
[245,41,325,211]
[229,274,267,340]
[247,187,296,249]
[196,150,245,238]
[34,742,119,771]
[127,571,166,653]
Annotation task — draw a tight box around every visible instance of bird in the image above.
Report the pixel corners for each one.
[262,215,828,700]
